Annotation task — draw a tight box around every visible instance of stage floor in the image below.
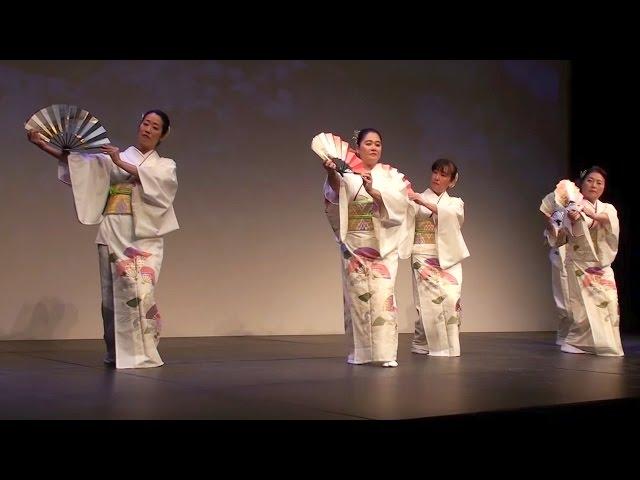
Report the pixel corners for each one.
[1,332,639,420]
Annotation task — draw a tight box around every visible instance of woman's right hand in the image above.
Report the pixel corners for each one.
[322,158,337,173]
[27,130,45,148]
[26,129,67,161]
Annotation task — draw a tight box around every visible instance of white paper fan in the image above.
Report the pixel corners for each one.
[311,132,348,162]
[25,104,110,152]
[554,179,583,208]
[311,132,365,175]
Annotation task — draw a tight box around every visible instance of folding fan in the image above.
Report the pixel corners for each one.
[311,132,365,175]
[554,179,583,211]
[25,104,110,152]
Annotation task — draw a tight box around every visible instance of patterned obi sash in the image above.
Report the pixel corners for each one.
[414,215,436,244]
[347,199,374,232]
[104,183,133,215]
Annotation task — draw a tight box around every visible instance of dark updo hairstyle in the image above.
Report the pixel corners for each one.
[355,127,382,146]
[578,165,607,185]
[431,158,458,182]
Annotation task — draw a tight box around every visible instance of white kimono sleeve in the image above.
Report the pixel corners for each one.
[375,168,408,228]
[132,157,179,238]
[436,197,470,269]
[59,153,112,225]
[597,203,620,267]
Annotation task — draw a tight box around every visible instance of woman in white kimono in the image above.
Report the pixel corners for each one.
[561,166,622,356]
[540,192,572,346]
[400,159,469,357]
[322,128,410,367]
[27,110,179,369]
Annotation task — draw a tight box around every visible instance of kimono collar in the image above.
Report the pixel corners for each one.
[584,197,600,212]
[125,146,159,166]
[424,188,450,204]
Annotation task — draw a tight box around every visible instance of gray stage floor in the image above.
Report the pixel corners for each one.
[1,332,639,420]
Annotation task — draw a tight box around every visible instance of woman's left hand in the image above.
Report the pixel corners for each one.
[567,209,581,223]
[101,144,121,164]
[361,172,373,193]
[581,203,595,218]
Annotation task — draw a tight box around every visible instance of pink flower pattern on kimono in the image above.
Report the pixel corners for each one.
[353,247,381,260]
[115,248,153,281]
[383,295,397,312]
[347,248,390,279]
[575,266,618,318]
[348,248,380,275]
[140,266,156,285]
[414,258,459,285]
[124,247,152,259]
[348,257,368,275]
[581,266,617,291]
